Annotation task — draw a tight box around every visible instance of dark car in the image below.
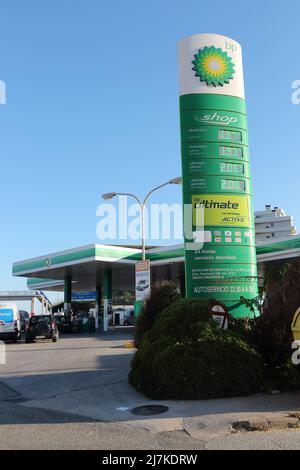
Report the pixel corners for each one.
[19,310,29,332]
[54,314,68,333]
[54,315,74,333]
[25,315,59,343]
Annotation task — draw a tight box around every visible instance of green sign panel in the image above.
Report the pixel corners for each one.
[178,34,258,317]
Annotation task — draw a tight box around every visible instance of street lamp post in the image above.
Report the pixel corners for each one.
[102,177,182,260]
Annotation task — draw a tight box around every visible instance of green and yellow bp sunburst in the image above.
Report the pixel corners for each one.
[192,46,235,87]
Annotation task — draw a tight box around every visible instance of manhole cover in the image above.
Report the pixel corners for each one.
[131,405,169,416]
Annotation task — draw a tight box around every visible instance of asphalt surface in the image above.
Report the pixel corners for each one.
[0,331,204,450]
[1,330,300,450]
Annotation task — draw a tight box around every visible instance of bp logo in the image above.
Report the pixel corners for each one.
[192,46,235,87]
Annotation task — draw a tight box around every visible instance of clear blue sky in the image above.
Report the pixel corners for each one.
[0,0,299,297]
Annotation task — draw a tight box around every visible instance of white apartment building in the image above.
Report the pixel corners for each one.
[255,205,297,242]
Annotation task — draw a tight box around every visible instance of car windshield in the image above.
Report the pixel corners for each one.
[30,316,51,324]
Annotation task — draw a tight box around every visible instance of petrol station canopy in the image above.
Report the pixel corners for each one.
[12,237,300,293]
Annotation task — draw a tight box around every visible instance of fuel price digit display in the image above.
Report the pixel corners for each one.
[218,130,242,142]
[220,163,244,174]
[221,179,245,191]
[219,146,243,158]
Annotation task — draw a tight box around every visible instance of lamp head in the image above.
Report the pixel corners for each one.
[168,176,182,185]
[102,192,117,200]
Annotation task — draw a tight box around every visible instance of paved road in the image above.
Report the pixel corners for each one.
[1,330,300,450]
[0,331,204,450]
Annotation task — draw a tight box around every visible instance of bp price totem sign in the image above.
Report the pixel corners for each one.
[178,33,258,317]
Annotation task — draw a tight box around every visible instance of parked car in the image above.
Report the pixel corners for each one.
[19,310,29,331]
[25,315,59,343]
[54,314,72,333]
[0,303,21,342]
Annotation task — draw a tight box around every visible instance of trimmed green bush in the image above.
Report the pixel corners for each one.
[134,280,180,347]
[149,298,211,341]
[129,333,175,397]
[129,299,264,399]
[152,329,263,399]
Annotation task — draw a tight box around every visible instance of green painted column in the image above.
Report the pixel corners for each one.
[178,34,258,317]
[64,275,72,315]
[103,269,112,332]
[96,284,102,329]
[134,300,143,319]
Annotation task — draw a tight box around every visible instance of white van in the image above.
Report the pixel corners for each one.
[0,303,21,342]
